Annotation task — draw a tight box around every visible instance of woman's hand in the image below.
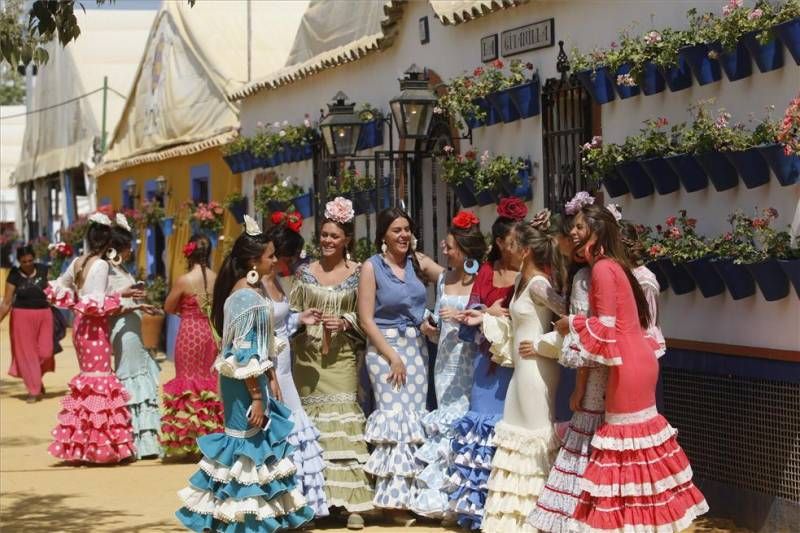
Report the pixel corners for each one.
[518,340,537,359]
[554,316,570,336]
[248,397,266,427]
[121,286,145,299]
[486,300,509,317]
[321,315,346,333]
[459,309,484,326]
[569,384,586,413]
[268,370,283,402]
[420,320,438,343]
[386,354,407,388]
[299,308,322,326]
[438,306,462,322]
[138,304,159,315]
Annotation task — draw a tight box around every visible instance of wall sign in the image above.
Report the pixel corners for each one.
[419,16,430,45]
[481,34,498,62]
[501,18,554,57]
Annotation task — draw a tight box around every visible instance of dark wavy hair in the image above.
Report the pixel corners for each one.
[110,225,133,251]
[486,216,516,263]
[186,234,213,293]
[449,222,487,264]
[266,225,304,259]
[619,220,646,266]
[211,231,272,334]
[375,207,424,282]
[75,221,112,288]
[16,245,35,261]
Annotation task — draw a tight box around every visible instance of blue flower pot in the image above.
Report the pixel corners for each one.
[464,113,483,130]
[639,156,680,195]
[575,67,615,105]
[665,154,709,192]
[602,167,630,198]
[684,256,726,298]
[695,152,739,191]
[224,151,260,174]
[645,261,669,292]
[480,98,500,126]
[612,63,641,99]
[292,192,314,218]
[486,88,520,123]
[616,160,654,199]
[640,61,665,95]
[745,258,790,301]
[475,187,498,206]
[301,143,314,160]
[774,17,800,65]
[267,200,289,212]
[505,165,533,200]
[357,120,384,150]
[712,258,756,300]
[160,217,174,237]
[725,149,770,189]
[708,41,752,81]
[227,198,248,223]
[454,181,478,207]
[680,44,722,85]
[757,143,800,186]
[656,258,696,295]
[206,232,219,248]
[778,258,800,299]
[508,77,540,118]
[742,31,784,72]
[659,55,693,92]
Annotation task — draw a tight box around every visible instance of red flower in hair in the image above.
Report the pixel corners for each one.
[496,197,528,221]
[452,210,479,229]
[183,241,197,257]
[272,210,303,233]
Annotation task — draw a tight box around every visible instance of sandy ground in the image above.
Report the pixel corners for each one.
[0,320,750,533]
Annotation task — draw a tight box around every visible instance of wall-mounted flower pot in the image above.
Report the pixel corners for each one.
[746,258,790,301]
[656,258,696,295]
[475,188,498,206]
[292,192,314,218]
[377,179,392,210]
[474,98,500,127]
[575,67,616,105]
[464,113,482,130]
[508,77,541,118]
[659,55,693,92]
[725,148,770,189]
[680,44,722,85]
[616,160,654,198]
[742,31,784,72]
[453,181,478,207]
[223,151,260,174]
[695,152,740,191]
[357,120,384,151]
[774,17,800,65]
[639,156,680,195]
[664,154,709,192]
[757,143,800,186]
[486,88,520,123]
[708,41,752,82]
[227,198,248,224]
[160,217,174,237]
[778,258,800,299]
[684,256,726,298]
[712,258,756,300]
[267,200,290,212]
[640,62,665,95]
[602,167,630,198]
[301,143,314,160]
[645,261,669,292]
[613,63,641,99]
[504,165,533,200]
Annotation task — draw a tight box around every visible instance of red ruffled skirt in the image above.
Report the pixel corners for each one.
[160,377,223,457]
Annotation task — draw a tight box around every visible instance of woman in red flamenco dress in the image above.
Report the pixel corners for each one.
[46,214,135,463]
[555,203,708,532]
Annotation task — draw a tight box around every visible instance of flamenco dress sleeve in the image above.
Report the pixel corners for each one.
[526,277,566,360]
[568,260,622,366]
[640,277,666,359]
[45,257,78,308]
[560,268,597,368]
[74,260,121,316]
[214,289,277,379]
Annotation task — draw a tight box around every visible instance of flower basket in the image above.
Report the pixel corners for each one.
[742,31,784,73]
[708,41,752,81]
[475,187,498,206]
[160,217,174,237]
[602,167,630,198]
[357,119,384,151]
[227,198,248,223]
[665,153,709,192]
[141,313,165,350]
[659,54,693,92]
[292,192,314,218]
[745,258,790,301]
[773,17,800,65]
[778,258,800,299]
[267,200,290,212]
[478,98,500,127]
[508,77,540,118]
[694,152,740,191]
[639,156,681,195]
[684,256,726,298]
[640,61,665,95]
[656,258,696,295]
[612,63,640,99]
[500,164,533,200]
[616,160,654,199]
[757,143,800,186]
[223,151,261,174]
[645,261,669,292]
[725,149,770,189]
[712,258,756,300]
[486,88,520,124]
[575,67,615,105]
[453,179,478,208]
[680,44,722,86]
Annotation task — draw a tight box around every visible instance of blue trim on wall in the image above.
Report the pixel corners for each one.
[62,172,75,225]
[99,197,111,206]
[144,179,158,202]
[190,163,210,203]
[662,348,800,383]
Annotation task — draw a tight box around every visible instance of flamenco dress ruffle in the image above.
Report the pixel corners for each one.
[286,408,328,517]
[162,377,224,456]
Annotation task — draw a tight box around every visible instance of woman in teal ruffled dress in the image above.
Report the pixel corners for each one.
[176,216,313,532]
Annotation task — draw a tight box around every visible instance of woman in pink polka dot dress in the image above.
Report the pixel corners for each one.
[45,214,136,464]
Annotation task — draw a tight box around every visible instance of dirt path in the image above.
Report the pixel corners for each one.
[0,321,748,532]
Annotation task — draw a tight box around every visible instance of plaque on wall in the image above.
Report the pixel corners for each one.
[501,18,554,57]
[481,34,498,62]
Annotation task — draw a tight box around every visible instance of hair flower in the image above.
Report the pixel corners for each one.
[271,210,304,233]
[564,191,595,215]
[324,197,355,224]
[452,210,479,229]
[183,241,197,257]
[531,208,552,230]
[496,197,528,221]
[605,203,623,222]
[88,212,112,226]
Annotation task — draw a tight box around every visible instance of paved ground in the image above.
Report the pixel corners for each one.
[0,320,750,532]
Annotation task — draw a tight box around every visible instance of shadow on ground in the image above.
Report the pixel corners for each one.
[0,491,176,532]
[0,435,50,448]
[690,518,752,532]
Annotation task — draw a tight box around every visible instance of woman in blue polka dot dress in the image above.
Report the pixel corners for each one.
[357,208,443,526]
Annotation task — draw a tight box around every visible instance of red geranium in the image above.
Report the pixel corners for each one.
[452,210,479,229]
[496,197,528,221]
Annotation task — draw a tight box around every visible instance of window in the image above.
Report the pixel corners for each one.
[190,164,211,203]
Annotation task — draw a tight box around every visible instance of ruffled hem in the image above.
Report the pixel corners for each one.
[302,400,370,464]
[364,408,426,444]
[214,355,273,380]
[482,511,539,533]
[591,414,676,451]
[451,411,501,469]
[569,315,622,366]
[409,484,449,518]
[421,400,468,436]
[133,429,162,459]
[286,410,329,517]
[322,460,375,512]
[73,294,121,317]
[161,377,223,456]
[177,505,313,533]
[365,442,421,478]
[373,475,415,509]
[117,357,161,406]
[178,486,309,522]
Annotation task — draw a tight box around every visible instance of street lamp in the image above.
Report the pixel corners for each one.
[155,175,168,196]
[319,91,362,156]
[390,64,437,140]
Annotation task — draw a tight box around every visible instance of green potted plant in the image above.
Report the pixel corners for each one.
[773,0,800,64]
[356,104,384,149]
[650,210,715,296]
[255,174,311,217]
[709,211,760,299]
[581,136,627,197]
[759,93,800,185]
[438,146,480,207]
[353,237,376,263]
[474,151,527,204]
[571,46,617,104]
[223,190,248,223]
[141,275,167,350]
[636,117,684,194]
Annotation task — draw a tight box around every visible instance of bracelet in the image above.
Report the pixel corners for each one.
[251,394,263,400]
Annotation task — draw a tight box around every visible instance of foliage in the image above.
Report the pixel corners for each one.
[580,136,624,187]
[748,105,780,146]
[356,103,382,122]
[47,241,73,280]
[438,146,480,186]
[568,45,611,72]
[30,235,50,261]
[778,93,800,155]
[0,62,24,105]
[184,200,225,233]
[648,210,710,264]
[226,118,317,157]
[254,174,303,213]
[677,100,748,153]
[712,207,799,263]
[223,190,245,209]
[698,0,776,51]
[774,0,800,22]
[222,136,250,156]
[301,237,319,262]
[140,200,165,227]
[144,275,168,306]
[353,237,376,263]
[60,214,89,248]
[474,151,525,192]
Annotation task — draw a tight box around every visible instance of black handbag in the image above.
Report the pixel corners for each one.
[51,307,67,355]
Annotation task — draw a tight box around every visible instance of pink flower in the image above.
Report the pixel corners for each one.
[590,135,603,148]
[764,207,778,219]
[644,31,662,45]
[473,67,484,76]
[443,145,454,153]
[686,218,697,228]
[616,73,636,87]
[656,117,669,127]
[564,191,595,215]
[724,232,733,241]
[666,216,677,227]
[748,8,763,20]
[649,244,665,257]
[324,197,355,224]
[480,150,491,166]
[669,227,681,239]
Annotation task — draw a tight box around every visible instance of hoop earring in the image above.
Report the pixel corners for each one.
[463,258,479,275]
[110,255,123,267]
[410,236,417,252]
[106,248,117,261]
[246,266,260,286]
[380,240,387,255]
[345,251,352,265]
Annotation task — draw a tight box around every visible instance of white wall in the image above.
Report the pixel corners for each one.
[240,0,800,351]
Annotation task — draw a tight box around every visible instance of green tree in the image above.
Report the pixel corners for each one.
[0,61,24,104]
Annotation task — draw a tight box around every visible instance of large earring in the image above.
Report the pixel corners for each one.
[345,251,352,265]
[464,258,479,275]
[246,266,260,285]
[381,240,387,255]
[106,248,122,266]
[411,236,418,251]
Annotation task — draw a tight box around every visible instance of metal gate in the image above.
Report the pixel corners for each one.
[541,43,593,212]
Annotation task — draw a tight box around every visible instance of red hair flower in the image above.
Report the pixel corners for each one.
[497,197,528,221]
[271,210,303,233]
[183,241,197,257]
[452,210,479,229]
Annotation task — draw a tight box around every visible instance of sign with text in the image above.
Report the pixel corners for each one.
[501,18,554,57]
[481,34,498,62]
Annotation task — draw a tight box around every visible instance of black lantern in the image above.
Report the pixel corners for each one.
[390,64,437,139]
[155,175,168,196]
[320,91,362,156]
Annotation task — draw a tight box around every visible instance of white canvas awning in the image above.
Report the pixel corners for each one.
[0,105,25,222]
[430,0,527,25]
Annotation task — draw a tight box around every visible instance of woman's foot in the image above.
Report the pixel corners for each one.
[25,395,40,403]
[346,513,365,530]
